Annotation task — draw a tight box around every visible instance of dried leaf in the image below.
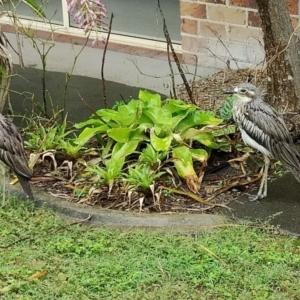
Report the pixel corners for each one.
[28,269,47,281]
[228,152,250,163]
[161,186,218,207]
[42,151,57,170]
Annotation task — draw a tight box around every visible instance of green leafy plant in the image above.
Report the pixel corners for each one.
[86,140,139,192]
[87,161,122,193]
[139,144,167,171]
[75,90,227,193]
[219,96,237,122]
[123,164,165,192]
[24,90,241,209]
[25,117,73,152]
[23,0,46,18]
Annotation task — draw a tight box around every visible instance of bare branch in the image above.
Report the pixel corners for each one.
[101,13,114,108]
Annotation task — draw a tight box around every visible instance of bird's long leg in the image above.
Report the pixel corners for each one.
[249,155,270,201]
[1,162,7,206]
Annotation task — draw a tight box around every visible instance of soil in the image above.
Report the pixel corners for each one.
[28,68,296,214]
[31,150,266,213]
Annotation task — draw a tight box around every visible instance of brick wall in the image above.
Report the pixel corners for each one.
[180,0,299,69]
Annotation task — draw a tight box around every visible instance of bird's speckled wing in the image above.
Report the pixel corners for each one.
[233,99,300,174]
[0,115,32,179]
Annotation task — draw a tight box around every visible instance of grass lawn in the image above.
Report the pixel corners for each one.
[1,197,300,299]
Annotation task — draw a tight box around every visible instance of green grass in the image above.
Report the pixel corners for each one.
[1,197,300,299]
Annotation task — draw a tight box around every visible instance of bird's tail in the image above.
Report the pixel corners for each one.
[16,174,34,200]
[286,165,300,183]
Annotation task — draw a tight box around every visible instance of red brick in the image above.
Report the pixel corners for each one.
[229,0,257,9]
[287,0,298,15]
[206,38,229,56]
[181,53,198,65]
[207,5,246,25]
[181,18,198,34]
[207,39,264,63]
[198,0,225,4]
[181,36,208,52]
[228,25,262,44]
[248,11,261,27]
[200,21,227,39]
[182,52,227,69]
[180,2,206,18]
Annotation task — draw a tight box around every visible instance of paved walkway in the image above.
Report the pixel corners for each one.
[219,172,300,235]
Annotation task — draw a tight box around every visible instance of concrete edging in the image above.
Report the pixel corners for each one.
[7,183,227,229]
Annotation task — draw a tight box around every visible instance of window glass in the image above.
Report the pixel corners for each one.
[70,0,181,43]
[2,0,63,25]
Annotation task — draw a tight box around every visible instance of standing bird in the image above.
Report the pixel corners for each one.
[224,82,300,201]
[0,114,33,199]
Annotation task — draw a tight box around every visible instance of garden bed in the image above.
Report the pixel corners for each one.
[24,68,293,214]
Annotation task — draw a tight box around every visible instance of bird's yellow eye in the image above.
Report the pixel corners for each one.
[239,88,247,94]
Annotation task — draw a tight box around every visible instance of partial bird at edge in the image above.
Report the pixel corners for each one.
[0,114,33,199]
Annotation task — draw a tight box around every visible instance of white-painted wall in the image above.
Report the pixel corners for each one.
[6,32,218,95]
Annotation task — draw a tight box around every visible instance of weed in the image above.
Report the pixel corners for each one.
[1,199,300,299]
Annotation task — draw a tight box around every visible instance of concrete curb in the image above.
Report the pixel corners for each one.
[7,183,227,230]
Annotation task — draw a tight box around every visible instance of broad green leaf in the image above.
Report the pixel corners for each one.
[143,107,172,127]
[163,99,196,113]
[171,111,192,129]
[154,125,165,137]
[176,110,223,132]
[97,109,122,124]
[190,149,208,162]
[139,90,161,107]
[129,125,149,141]
[107,128,133,143]
[172,146,200,192]
[117,100,140,126]
[138,113,154,125]
[76,126,109,145]
[172,133,184,144]
[192,132,219,149]
[181,128,202,140]
[95,109,134,127]
[172,146,196,178]
[111,141,139,160]
[74,118,105,129]
[107,126,147,143]
[150,128,173,151]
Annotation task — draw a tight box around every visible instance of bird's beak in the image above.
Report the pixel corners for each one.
[223,88,236,95]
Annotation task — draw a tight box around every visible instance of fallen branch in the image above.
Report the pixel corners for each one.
[205,174,262,202]
[160,186,229,209]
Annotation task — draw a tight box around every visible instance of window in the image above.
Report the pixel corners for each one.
[3,0,63,25]
[3,0,181,44]
[105,0,181,43]
[69,0,181,43]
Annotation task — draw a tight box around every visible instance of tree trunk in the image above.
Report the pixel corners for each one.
[256,0,300,112]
